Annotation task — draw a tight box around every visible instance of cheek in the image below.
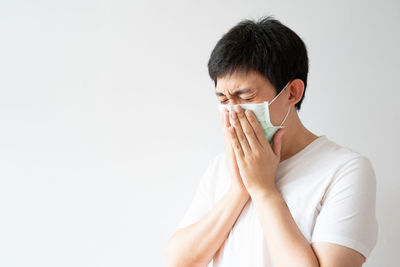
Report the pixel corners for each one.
[269,106,289,125]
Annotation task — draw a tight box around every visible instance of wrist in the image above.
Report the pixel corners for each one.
[249,185,280,201]
[229,185,249,199]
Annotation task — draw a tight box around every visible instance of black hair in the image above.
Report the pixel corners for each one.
[207,16,309,111]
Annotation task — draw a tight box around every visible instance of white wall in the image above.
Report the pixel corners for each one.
[0,0,398,266]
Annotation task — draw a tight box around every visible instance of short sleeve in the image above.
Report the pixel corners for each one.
[311,156,379,259]
[176,158,215,229]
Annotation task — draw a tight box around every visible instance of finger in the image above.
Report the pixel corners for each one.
[221,108,230,141]
[229,109,251,154]
[271,128,285,158]
[222,107,229,128]
[244,109,269,148]
[228,125,245,159]
[222,108,236,155]
[221,107,229,130]
[235,105,260,150]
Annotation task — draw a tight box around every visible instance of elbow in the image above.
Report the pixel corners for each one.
[165,239,182,267]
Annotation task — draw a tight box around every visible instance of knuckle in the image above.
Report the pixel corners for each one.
[253,150,261,159]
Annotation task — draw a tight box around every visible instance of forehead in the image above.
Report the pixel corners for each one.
[215,70,272,94]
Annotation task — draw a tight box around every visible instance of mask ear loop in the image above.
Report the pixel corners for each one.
[277,105,291,128]
[268,81,291,128]
[268,81,290,106]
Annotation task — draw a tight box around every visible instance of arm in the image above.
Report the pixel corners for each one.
[312,242,365,267]
[252,188,366,267]
[165,186,249,267]
[252,188,319,267]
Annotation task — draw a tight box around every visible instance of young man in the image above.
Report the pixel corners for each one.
[165,16,378,267]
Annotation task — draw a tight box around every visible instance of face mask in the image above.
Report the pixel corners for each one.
[218,82,291,143]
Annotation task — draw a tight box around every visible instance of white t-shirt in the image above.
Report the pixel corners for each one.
[176,135,378,267]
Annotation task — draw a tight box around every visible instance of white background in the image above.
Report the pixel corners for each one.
[0,0,398,266]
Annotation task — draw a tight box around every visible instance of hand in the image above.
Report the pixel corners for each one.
[227,105,285,198]
[221,108,249,197]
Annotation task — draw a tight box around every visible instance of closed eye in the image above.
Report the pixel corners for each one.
[220,98,254,104]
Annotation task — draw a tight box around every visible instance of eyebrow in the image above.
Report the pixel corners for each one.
[215,88,253,97]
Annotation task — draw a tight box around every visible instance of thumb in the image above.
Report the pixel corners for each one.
[271,129,285,158]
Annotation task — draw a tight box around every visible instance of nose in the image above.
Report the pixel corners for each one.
[229,100,240,105]
[220,100,237,113]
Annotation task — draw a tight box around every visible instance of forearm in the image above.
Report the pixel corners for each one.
[166,186,249,267]
[251,188,319,267]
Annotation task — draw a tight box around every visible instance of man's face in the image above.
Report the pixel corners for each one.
[215,69,289,126]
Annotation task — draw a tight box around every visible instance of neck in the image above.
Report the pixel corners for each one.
[279,110,319,162]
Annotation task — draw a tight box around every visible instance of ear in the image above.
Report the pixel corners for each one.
[287,79,304,107]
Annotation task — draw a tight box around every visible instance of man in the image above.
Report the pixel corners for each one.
[165,16,378,267]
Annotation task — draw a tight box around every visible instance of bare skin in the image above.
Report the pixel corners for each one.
[165,69,366,267]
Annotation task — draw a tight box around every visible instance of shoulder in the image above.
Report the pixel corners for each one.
[317,137,377,203]
[326,138,375,179]
[303,136,377,199]
[315,136,375,175]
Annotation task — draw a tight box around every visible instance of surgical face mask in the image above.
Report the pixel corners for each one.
[218,82,291,143]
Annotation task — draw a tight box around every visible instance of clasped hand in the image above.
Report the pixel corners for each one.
[223,105,285,198]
